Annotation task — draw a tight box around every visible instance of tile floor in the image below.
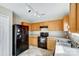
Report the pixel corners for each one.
[18,46,53,56]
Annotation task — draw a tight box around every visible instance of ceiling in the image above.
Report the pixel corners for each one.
[0,3,69,23]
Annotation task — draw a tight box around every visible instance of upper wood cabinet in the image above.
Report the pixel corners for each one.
[39,22,48,26]
[63,15,69,31]
[31,20,63,31]
[58,20,63,31]
[77,4,79,33]
[69,3,77,32]
[69,3,79,33]
[48,20,63,31]
[31,23,40,31]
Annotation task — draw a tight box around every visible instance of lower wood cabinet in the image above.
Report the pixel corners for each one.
[47,37,56,51]
[29,36,56,51]
[29,37,38,46]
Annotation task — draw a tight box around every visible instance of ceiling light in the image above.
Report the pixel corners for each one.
[28,9,31,13]
[25,3,44,17]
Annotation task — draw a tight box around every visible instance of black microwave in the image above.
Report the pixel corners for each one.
[40,32,49,37]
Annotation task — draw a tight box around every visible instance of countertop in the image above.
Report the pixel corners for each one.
[55,42,79,56]
[29,35,55,39]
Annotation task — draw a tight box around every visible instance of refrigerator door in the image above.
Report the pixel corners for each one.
[13,25,29,56]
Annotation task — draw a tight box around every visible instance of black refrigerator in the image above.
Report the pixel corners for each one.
[12,24,29,56]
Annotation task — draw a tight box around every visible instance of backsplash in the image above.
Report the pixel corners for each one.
[29,31,65,38]
[69,33,79,41]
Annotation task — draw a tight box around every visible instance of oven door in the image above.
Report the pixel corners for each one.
[38,37,47,49]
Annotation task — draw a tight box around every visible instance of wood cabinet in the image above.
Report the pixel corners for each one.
[48,20,63,31]
[29,37,38,46]
[29,37,32,45]
[69,3,79,33]
[69,3,77,32]
[48,21,56,31]
[31,20,63,31]
[58,20,63,31]
[31,23,40,31]
[63,15,69,31]
[29,36,56,51]
[77,4,79,33]
[47,37,56,51]
[39,22,48,26]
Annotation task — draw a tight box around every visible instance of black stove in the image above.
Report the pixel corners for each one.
[38,32,49,49]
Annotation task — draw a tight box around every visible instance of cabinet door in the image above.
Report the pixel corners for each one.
[32,37,38,46]
[31,23,40,31]
[29,37,38,46]
[47,38,56,51]
[29,37,33,45]
[57,20,63,31]
[48,21,55,31]
[69,3,77,32]
[77,4,79,33]
[48,20,63,31]
[63,15,69,31]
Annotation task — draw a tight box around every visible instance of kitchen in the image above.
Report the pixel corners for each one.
[0,3,79,56]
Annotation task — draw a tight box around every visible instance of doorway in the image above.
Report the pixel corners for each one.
[0,14,10,56]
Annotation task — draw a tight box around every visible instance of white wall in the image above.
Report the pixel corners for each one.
[13,14,29,24]
[0,5,13,56]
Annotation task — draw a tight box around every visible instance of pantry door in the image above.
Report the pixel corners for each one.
[0,14,9,56]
